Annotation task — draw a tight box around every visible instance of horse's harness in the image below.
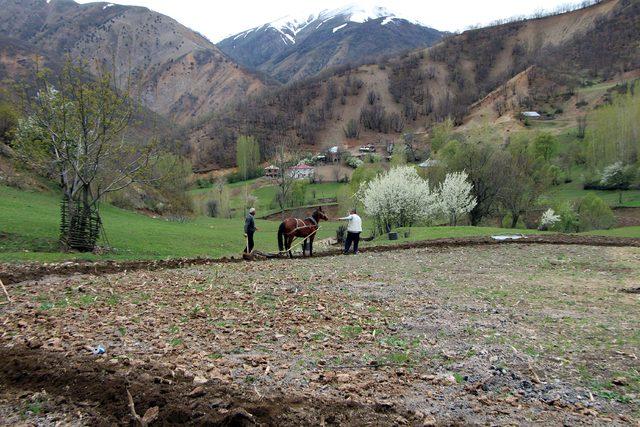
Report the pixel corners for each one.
[287,216,318,236]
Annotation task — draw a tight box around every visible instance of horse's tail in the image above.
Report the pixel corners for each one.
[277,222,286,251]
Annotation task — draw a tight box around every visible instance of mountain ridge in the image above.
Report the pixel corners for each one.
[0,0,267,123]
[188,0,639,170]
[218,4,445,82]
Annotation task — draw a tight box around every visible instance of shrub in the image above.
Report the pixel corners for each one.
[196,178,213,189]
[367,90,379,105]
[343,118,360,139]
[365,153,382,163]
[227,168,264,183]
[246,195,258,209]
[346,156,364,169]
[336,225,347,244]
[360,105,390,133]
[290,181,308,207]
[538,208,560,230]
[576,194,614,231]
[552,202,580,233]
[205,200,218,217]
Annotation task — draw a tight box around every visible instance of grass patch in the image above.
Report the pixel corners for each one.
[542,180,640,208]
[0,185,339,262]
[3,184,638,264]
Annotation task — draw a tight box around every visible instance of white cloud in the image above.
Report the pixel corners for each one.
[75,0,589,42]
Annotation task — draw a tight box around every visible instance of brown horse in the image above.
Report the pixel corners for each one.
[277,206,328,258]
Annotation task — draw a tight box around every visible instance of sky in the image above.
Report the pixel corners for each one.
[75,0,587,42]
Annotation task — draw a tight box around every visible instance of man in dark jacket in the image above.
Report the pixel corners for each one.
[244,207,258,254]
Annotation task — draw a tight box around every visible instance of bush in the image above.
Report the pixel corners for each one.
[336,225,347,244]
[290,181,308,207]
[538,208,560,231]
[196,178,213,189]
[343,119,360,139]
[576,194,615,231]
[367,90,379,105]
[205,200,218,217]
[246,195,258,209]
[364,153,382,163]
[552,202,580,233]
[360,105,390,133]
[227,168,264,183]
[346,156,364,169]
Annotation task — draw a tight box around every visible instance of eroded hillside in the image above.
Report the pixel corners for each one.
[189,0,638,169]
[0,0,267,123]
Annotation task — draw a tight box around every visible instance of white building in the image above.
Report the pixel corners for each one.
[418,159,440,169]
[264,165,280,179]
[288,164,315,180]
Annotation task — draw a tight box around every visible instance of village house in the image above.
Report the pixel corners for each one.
[327,146,341,163]
[288,163,315,180]
[359,144,376,153]
[264,165,280,179]
[418,159,440,169]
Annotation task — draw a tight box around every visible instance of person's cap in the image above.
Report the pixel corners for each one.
[249,207,256,214]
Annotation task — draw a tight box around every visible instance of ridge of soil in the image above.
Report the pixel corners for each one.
[2,234,639,285]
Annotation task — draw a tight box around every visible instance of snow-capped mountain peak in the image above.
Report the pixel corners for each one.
[320,4,395,23]
[218,3,445,81]
[227,4,421,46]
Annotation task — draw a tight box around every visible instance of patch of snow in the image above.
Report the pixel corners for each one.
[103,3,114,9]
[316,18,328,29]
[265,13,318,43]
[332,23,348,33]
[320,4,393,23]
[222,3,428,44]
[232,27,257,41]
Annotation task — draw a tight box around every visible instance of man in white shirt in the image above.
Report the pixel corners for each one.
[339,209,362,254]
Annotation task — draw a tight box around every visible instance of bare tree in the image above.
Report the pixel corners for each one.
[577,115,587,139]
[274,137,294,218]
[16,60,156,251]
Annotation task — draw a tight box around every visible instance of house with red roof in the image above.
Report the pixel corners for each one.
[287,163,315,180]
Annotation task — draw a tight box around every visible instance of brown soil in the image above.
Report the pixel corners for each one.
[614,207,640,228]
[2,234,639,286]
[1,244,638,425]
[0,347,417,426]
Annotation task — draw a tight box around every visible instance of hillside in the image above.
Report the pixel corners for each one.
[189,0,639,170]
[0,0,266,123]
[218,5,445,83]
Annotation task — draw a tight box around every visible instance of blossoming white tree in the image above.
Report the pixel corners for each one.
[437,171,477,226]
[538,208,561,230]
[357,166,437,231]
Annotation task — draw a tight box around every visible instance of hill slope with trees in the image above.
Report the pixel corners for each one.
[188,0,638,170]
[0,0,267,123]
